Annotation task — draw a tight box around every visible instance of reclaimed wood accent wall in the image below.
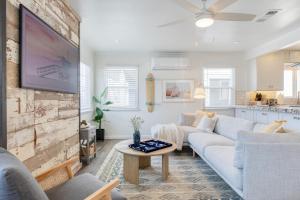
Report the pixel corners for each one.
[6,0,81,178]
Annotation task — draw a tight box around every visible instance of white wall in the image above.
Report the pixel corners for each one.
[80,40,95,122]
[95,51,247,139]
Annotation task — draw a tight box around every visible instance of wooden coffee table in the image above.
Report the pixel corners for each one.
[115,139,177,184]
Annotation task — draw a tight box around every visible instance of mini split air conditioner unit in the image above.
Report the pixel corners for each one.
[151,52,191,70]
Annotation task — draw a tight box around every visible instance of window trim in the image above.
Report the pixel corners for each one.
[80,62,93,113]
[203,68,236,108]
[283,66,299,99]
[104,66,139,111]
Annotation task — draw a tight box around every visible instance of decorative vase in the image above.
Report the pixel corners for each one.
[133,130,141,146]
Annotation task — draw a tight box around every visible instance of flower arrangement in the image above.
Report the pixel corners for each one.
[130,116,144,132]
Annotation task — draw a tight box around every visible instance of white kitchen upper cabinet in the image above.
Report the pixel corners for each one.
[246,51,284,91]
[278,113,300,132]
[256,51,285,91]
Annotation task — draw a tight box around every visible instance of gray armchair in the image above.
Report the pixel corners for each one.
[0,148,126,200]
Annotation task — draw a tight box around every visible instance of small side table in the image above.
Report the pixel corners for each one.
[80,126,96,164]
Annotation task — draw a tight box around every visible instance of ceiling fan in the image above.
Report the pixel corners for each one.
[159,0,256,28]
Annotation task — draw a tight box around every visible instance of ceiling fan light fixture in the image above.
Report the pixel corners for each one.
[195,14,214,28]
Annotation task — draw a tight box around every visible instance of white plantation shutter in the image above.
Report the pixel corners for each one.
[104,67,138,110]
[80,63,92,112]
[204,68,235,107]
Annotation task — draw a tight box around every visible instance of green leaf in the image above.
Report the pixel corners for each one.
[93,96,101,104]
[93,115,100,121]
[95,107,104,118]
[100,87,108,98]
[103,101,113,105]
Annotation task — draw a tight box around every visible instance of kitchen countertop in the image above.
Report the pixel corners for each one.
[235,105,300,115]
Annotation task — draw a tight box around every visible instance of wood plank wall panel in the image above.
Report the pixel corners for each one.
[6,0,81,180]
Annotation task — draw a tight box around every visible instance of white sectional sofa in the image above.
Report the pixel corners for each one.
[179,114,300,200]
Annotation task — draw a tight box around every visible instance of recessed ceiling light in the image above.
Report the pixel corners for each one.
[115,39,120,44]
[233,41,240,45]
[195,42,199,47]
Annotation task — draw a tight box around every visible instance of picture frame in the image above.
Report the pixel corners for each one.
[163,80,194,102]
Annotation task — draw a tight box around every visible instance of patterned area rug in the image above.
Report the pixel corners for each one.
[96,147,242,200]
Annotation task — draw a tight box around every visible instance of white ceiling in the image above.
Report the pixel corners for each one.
[70,0,300,52]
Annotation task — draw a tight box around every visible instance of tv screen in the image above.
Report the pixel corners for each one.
[20,5,79,93]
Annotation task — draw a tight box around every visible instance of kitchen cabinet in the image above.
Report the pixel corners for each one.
[235,108,278,123]
[235,108,300,131]
[247,51,285,91]
[235,108,254,121]
[254,110,279,124]
[278,113,300,131]
[256,51,285,91]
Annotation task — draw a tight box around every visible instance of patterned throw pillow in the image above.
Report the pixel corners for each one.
[262,120,287,133]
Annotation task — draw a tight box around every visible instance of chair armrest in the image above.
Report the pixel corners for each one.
[84,178,120,200]
[35,157,78,182]
[243,143,300,200]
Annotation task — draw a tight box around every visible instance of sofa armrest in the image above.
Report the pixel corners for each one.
[243,143,300,200]
[35,157,78,182]
[84,178,120,200]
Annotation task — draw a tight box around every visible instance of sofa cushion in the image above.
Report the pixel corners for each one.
[214,115,255,140]
[192,111,215,127]
[0,148,48,200]
[196,116,218,133]
[178,126,201,142]
[204,146,243,190]
[178,113,196,126]
[253,123,267,132]
[188,132,234,155]
[234,131,300,169]
[46,173,126,200]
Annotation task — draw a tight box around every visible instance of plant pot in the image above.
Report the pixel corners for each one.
[96,129,105,141]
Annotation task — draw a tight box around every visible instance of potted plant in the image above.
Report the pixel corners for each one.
[93,87,113,140]
[130,116,144,146]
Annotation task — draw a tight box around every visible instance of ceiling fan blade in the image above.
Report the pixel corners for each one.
[214,12,256,21]
[208,0,238,13]
[173,0,201,14]
[157,18,187,28]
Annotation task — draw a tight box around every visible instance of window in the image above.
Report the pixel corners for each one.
[104,66,138,110]
[80,62,92,112]
[283,66,300,98]
[204,68,235,107]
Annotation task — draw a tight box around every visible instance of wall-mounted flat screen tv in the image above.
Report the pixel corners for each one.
[20,5,79,93]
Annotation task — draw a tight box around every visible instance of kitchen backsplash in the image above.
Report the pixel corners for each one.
[235,90,298,105]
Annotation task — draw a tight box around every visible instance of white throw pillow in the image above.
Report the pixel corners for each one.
[234,131,300,169]
[196,116,218,133]
[192,111,215,127]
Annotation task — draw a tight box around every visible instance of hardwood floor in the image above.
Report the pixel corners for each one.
[78,139,122,175]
